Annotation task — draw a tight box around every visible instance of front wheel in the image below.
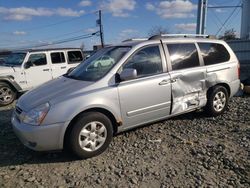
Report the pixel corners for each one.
[69,112,113,159]
[0,82,16,106]
[205,86,229,116]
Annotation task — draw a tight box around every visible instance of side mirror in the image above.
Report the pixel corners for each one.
[24,61,32,69]
[119,68,137,81]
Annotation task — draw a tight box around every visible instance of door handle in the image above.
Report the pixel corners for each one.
[61,66,66,69]
[43,69,50,71]
[171,79,177,83]
[171,78,179,83]
[159,80,170,85]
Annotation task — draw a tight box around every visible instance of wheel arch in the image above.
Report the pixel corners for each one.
[207,82,231,97]
[0,77,22,92]
[63,107,120,149]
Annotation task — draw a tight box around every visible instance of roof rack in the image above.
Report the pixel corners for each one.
[149,34,215,40]
[122,38,148,42]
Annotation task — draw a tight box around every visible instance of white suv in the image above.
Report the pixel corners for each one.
[0,48,83,106]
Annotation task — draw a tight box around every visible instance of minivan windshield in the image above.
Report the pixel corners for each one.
[4,52,26,66]
[66,46,131,81]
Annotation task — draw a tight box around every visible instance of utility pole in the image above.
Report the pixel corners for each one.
[196,0,208,35]
[197,0,242,36]
[97,10,104,48]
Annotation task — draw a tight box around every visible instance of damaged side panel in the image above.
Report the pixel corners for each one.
[170,66,233,115]
[170,69,209,114]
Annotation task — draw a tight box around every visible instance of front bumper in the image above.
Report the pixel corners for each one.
[11,113,69,151]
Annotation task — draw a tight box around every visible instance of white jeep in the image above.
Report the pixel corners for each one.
[0,48,84,106]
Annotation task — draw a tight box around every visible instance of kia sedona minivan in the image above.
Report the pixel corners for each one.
[0,48,83,106]
[12,34,240,159]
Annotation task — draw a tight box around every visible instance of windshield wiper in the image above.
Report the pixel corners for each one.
[63,74,76,79]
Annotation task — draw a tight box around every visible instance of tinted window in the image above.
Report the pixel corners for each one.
[51,52,65,64]
[122,46,163,78]
[68,51,83,64]
[28,53,47,66]
[198,43,230,65]
[167,43,200,70]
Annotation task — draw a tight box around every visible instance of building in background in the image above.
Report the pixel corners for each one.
[228,40,250,81]
[241,0,250,40]
[227,0,250,82]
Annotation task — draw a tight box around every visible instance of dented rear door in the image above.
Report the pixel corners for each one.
[164,42,207,115]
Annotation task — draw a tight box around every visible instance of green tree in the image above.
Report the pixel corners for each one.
[220,29,238,40]
[148,26,169,37]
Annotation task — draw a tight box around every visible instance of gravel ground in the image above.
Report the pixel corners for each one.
[0,96,249,188]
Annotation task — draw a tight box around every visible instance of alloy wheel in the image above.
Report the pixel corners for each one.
[78,121,107,152]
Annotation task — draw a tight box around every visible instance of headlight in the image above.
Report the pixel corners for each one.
[22,103,50,125]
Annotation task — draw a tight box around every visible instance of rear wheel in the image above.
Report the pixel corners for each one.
[69,112,113,159]
[0,82,16,106]
[205,86,229,116]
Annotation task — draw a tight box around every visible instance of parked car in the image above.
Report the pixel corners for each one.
[93,55,115,68]
[12,34,240,159]
[0,48,83,106]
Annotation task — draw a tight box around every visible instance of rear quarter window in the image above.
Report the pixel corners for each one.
[68,51,83,64]
[198,43,230,65]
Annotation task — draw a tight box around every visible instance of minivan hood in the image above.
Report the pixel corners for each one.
[0,66,15,75]
[17,76,93,111]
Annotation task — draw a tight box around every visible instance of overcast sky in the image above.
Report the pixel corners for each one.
[0,0,242,50]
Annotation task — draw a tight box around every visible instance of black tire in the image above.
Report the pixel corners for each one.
[68,112,113,159]
[205,86,229,116]
[0,82,16,106]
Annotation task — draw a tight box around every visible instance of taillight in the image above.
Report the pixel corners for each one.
[237,62,240,79]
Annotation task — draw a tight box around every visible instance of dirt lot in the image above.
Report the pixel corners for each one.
[0,96,249,188]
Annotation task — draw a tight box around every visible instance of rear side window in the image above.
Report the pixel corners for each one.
[51,52,65,64]
[68,51,83,64]
[167,43,200,70]
[198,43,230,65]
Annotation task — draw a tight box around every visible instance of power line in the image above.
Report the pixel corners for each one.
[208,9,226,32]
[32,28,99,43]
[207,5,242,9]
[222,7,241,33]
[209,0,239,6]
[0,28,98,47]
[215,1,242,36]
[2,11,96,34]
[212,10,224,26]
[10,32,99,50]
[209,10,222,29]
[26,32,98,49]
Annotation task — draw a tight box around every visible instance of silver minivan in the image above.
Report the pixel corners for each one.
[12,35,240,158]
